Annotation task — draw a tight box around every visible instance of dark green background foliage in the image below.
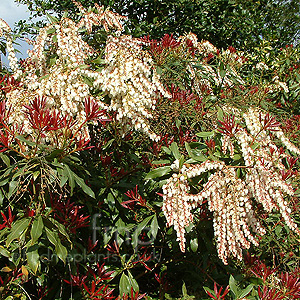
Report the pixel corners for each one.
[17,0,300,49]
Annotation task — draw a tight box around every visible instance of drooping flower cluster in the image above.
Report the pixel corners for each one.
[0,1,171,142]
[94,34,171,140]
[162,107,300,264]
[0,19,21,77]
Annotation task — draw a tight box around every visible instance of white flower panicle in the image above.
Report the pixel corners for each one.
[93,34,171,140]
[256,62,269,71]
[1,1,169,141]
[162,173,194,252]
[73,0,126,32]
[162,107,300,264]
[7,14,106,134]
[0,19,21,77]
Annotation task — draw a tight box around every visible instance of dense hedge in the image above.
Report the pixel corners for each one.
[0,1,299,299]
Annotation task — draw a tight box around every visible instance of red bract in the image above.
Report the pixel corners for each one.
[106,240,119,255]
[178,127,197,145]
[64,273,87,287]
[88,263,114,282]
[51,199,90,234]
[118,288,147,300]
[0,129,10,152]
[257,286,284,300]
[87,236,98,253]
[0,101,11,125]
[279,272,300,299]
[37,286,50,299]
[249,260,277,282]
[186,38,197,55]
[75,134,93,151]
[142,34,181,56]
[260,113,281,132]
[287,156,298,169]
[1,207,15,229]
[168,84,198,106]
[0,75,22,93]
[84,97,109,122]
[205,139,216,151]
[281,169,294,180]
[228,46,237,53]
[205,283,229,300]
[82,281,114,300]
[24,96,75,133]
[122,185,146,209]
[218,115,239,137]
[26,207,35,217]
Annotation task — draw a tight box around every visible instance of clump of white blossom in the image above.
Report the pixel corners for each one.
[0,19,21,77]
[162,107,300,264]
[0,1,170,141]
[93,34,171,140]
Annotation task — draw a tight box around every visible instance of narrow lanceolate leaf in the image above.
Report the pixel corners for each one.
[30,216,44,245]
[119,273,131,296]
[6,218,30,247]
[45,227,68,264]
[45,227,57,246]
[55,240,68,264]
[48,217,72,246]
[170,142,181,160]
[0,246,10,257]
[145,166,171,180]
[73,173,95,198]
[62,164,75,194]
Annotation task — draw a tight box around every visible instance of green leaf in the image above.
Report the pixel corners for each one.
[46,13,59,23]
[179,155,185,169]
[248,277,264,286]
[156,66,163,75]
[26,244,39,274]
[119,273,131,296]
[203,286,215,297]
[162,146,172,155]
[32,171,40,181]
[7,181,18,200]
[0,154,10,167]
[219,61,226,78]
[170,142,181,160]
[182,282,187,296]
[150,215,159,239]
[15,135,35,147]
[145,166,171,180]
[0,246,10,257]
[229,275,239,297]
[73,173,95,198]
[128,270,139,292]
[132,215,153,248]
[217,107,224,121]
[55,239,68,264]
[152,160,170,165]
[238,284,254,298]
[0,178,9,187]
[62,165,75,194]
[6,218,31,247]
[92,56,106,64]
[30,216,44,245]
[196,131,215,138]
[48,217,72,246]
[190,238,198,252]
[45,227,68,263]
[45,227,57,246]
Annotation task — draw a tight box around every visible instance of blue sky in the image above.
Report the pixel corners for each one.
[0,0,33,67]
